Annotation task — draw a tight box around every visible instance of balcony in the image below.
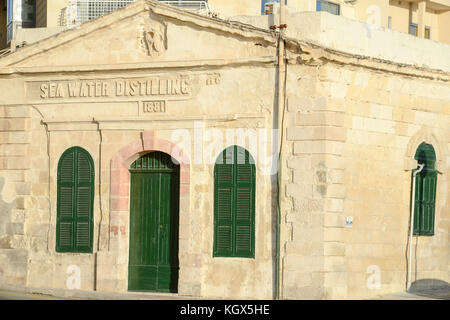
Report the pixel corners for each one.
[409,0,450,11]
[60,0,211,28]
[159,1,211,13]
[428,0,450,11]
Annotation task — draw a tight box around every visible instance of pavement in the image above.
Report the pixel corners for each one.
[0,290,63,300]
[365,286,450,300]
[0,285,199,300]
[0,285,449,300]
[373,291,445,300]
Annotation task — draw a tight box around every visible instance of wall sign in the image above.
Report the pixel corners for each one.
[35,77,192,100]
[26,73,221,103]
[346,216,353,227]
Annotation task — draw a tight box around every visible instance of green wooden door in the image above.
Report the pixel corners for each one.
[128,152,180,292]
[413,142,437,236]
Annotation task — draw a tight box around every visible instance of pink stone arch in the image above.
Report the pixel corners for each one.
[109,129,191,248]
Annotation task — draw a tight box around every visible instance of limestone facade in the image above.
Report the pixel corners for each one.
[0,0,448,299]
[281,60,449,299]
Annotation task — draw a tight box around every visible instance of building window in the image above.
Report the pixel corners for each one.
[6,0,13,25]
[264,2,275,15]
[409,23,418,36]
[316,0,340,16]
[413,142,437,236]
[425,26,431,39]
[261,0,287,15]
[213,146,255,258]
[56,146,94,253]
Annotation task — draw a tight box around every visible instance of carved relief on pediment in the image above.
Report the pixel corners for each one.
[139,19,167,57]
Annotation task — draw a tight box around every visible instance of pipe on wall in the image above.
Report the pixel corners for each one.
[275,0,286,301]
[407,162,424,291]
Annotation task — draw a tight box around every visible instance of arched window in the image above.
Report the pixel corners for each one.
[56,147,94,253]
[213,146,255,258]
[413,142,437,236]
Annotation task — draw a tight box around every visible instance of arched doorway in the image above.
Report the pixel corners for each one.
[127,151,180,293]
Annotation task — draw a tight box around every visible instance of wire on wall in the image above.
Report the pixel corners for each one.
[33,106,52,253]
[93,118,103,291]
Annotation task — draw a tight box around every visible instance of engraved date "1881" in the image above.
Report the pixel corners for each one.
[143,101,166,113]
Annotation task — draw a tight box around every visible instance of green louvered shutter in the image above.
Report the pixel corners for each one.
[414,171,437,236]
[421,173,437,235]
[413,142,437,236]
[214,146,255,258]
[214,161,234,256]
[57,150,75,252]
[56,147,94,253]
[75,150,94,252]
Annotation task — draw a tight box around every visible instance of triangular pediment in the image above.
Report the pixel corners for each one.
[0,0,276,68]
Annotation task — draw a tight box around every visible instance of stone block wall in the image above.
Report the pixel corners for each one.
[337,64,449,297]
[282,64,348,299]
[281,57,450,299]
[0,105,31,286]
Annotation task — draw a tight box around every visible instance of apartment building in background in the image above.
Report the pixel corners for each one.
[0,0,449,51]
[0,0,448,300]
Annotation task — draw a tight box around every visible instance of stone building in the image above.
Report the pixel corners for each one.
[0,0,448,299]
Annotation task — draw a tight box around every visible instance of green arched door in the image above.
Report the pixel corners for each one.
[128,152,180,292]
[413,142,437,236]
